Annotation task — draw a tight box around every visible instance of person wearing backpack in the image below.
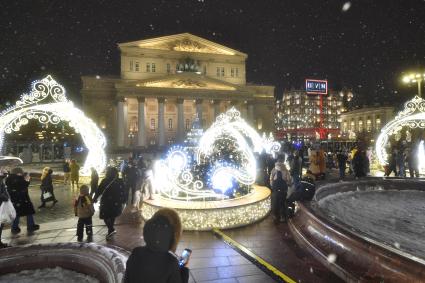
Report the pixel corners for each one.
[270,162,291,224]
[74,185,95,242]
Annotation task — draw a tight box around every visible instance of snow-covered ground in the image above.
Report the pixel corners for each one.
[318,190,425,261]
[0,266,99,283]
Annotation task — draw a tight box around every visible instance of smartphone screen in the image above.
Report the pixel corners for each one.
[179,248,192,267]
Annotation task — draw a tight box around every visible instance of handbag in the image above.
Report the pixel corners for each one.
[43,191,53,200]
[0,200,16,224]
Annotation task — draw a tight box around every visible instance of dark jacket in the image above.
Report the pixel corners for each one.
[124,247,189,283]
[63,162,70,173]
[90,170,99,196]
[6,174,35,216]
[41,173,53,193]
[0,177,9,206]
[93,177,126,219]
[123,166,139,186]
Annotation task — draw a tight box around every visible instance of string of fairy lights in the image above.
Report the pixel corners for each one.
[153,107,281,201]
[375,95,425,173]
[0,75,107,174]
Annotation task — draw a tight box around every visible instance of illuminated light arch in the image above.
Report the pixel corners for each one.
[376,96,425,167]
[0,75,106,174]
[154,107,281,201]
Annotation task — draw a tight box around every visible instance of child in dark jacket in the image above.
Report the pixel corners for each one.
[74,185,95,242]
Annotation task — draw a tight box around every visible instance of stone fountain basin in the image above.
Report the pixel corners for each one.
[0,243,128,283]
[289,178,425,282]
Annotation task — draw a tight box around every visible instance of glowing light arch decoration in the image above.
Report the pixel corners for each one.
[0,75,106,174]
[376,95,425,167]
[154,107,281,201]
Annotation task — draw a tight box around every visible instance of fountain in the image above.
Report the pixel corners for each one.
[289,178,425,282]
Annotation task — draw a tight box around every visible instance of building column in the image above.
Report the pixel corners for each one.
[248,101,255,125]
[177,98,185,142]
[137,97,146,147]
[196,99,203,128]
[116,98,126,147]
[158,97,165,146]
[213,100,221,119]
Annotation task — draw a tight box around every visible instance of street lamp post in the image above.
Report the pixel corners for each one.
[402,72,425,97]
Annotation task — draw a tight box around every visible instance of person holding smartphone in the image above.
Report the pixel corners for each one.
[124,208,190,283]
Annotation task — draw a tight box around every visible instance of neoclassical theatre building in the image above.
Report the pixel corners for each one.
[81,33,274,148]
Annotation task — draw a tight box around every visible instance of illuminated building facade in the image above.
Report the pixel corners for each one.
[81,33,274,148]
[275,89,343,140]
[340,106,394,140]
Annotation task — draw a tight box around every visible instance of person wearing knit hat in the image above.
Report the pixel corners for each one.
[124,208,189,283]
[74,185,95,242]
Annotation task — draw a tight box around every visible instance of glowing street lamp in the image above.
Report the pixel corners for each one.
[402,72,425,97]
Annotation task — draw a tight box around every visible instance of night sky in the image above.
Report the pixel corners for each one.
[1,0,425,108]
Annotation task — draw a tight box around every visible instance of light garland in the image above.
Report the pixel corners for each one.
[141,185,271,230]
[153,107,280,201]
[376,96,425,172]
[0,75,106,174]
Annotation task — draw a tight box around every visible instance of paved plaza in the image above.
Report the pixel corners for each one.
[0,173,345,282]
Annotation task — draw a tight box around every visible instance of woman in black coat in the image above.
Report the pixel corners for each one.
[39,168,58,208]
[93,167,125,240]
[0,173,10,248]
[6,167,39,234]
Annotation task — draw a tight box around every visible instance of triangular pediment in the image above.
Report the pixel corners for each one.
[130,74,238,91]
[119,33,246,57]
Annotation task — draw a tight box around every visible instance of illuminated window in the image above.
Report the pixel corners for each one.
[376,117,381,130]
[231,68,235,77]
[216,67,225,77]
[150,118,155,130]
[343,121,347,132]
[168,118,173,129]
[350,120,355,131]
[185,119,190,130]
[358,119,363,132]
[366,119,372,132]
[129,61,133,71]
[146,63,151,73]
[135,62,140,72]
[152,63,156,72]
[130,116,138,132]
[167,63,171,74]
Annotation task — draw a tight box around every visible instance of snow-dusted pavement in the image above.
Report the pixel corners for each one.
[318,190,425,261]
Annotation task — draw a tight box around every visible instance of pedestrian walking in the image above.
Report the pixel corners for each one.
[270,162,291,223]
[290,150,303,187]
[69,159,80,188]
[93,167,126,240]
[286,171,316,218]
[407,147,419,178]
[336,150,348,181]
[385,149,398,177]
[0,171,13,248]
[352,150,367,178]
[6,167,40,234]
[123,160,140,204]
[74,185,95,242]
[63,160,71,185]
[39,167,58,208]
[90,167,99,198]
